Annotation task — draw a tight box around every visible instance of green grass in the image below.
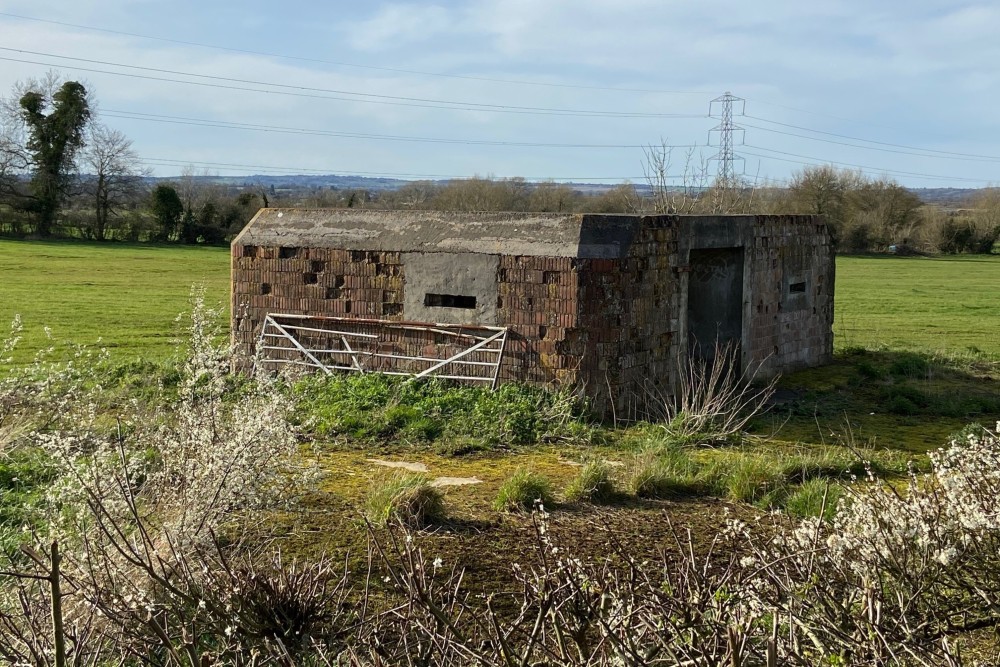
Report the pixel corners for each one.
[2,240,997,362]
[0,446,57,554]
[0,239,230,363]
[835,255,1000,355]
[563,461,617,504]
[619,428,909,510]
[626,449,703,499]
[363,472,445,528]
[785,479,843,520]
[493,469,555,512]
[765,346,1000,452]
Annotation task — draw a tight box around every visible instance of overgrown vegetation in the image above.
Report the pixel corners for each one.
[294,372,597,451]
[626,447,703,499]
[364,472,445,527]
[768,346,1000,451]
[5,422,997,664]
[563,460,617,504]
[619,428,908,514]
[2,237,1000,660]
[493,469,555,512]
[645,341,777,445]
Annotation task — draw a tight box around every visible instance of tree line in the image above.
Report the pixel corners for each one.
[0,74,265,244]
[1,75,996,254]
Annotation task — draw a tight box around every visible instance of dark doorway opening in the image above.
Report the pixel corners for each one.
[687,247,744,365]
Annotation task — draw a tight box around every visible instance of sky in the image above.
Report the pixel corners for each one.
[1,0,999,187]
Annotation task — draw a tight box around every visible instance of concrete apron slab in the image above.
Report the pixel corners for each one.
[431,476,483,487]
[365,459,481,487]
[559,458,625,467]
[366,459,429,473]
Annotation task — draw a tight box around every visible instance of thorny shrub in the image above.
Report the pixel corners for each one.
[357,425,1000,665]
[3,302,1000,664]
[0,293,311,664]
[0,315,104,444]
[33,291,303,546]
[733,422,1000,665]
[351,431,1000,667]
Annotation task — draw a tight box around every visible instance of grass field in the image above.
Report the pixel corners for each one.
[3,239,999,361]
[834,255,1000,355]
[0,239,230,362]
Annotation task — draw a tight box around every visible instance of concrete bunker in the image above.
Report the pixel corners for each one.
[231,210,835,417]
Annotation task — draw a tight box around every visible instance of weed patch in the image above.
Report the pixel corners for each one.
[716,456,788,505]
[626,450,704,499]
[294,374,596,450]
[364,472,445,528]
[887,352,930,379]
[493,469,554,512]
[563,461,617,504]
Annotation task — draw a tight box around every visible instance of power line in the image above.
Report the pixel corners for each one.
[139,156,685,181]
[0,11,713,96]
[741,145,993,184]
[746,114,1000,161]
[0,47,706,119]
[741,121,1000,163]
[744,98,900,132]
[139,158,463,179]
[104,108,702,150]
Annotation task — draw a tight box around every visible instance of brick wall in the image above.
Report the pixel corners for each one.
[495,255,580,385]
[232,245,405,361]
[571,219,683,417]
[231,214,833,420]
[745,217,835,378]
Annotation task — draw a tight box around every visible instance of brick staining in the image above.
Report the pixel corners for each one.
[232,210,833,418]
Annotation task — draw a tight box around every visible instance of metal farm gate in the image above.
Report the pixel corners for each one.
[256,313,509,388]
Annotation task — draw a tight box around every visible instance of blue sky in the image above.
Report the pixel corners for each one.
[2,0,999,187]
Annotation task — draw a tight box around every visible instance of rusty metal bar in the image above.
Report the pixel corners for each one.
[258,313,508,387]
[412,329,506,380]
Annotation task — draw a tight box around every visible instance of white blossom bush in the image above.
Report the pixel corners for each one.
[738,423,1000,665]
[0,315,104,445]
[357,428,1000,666]
[39,291,302,546]
[0,294,312,663]
[3,300,999,664]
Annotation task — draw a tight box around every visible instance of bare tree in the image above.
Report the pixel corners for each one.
[527,180,577,212]
[642,139,710,214]
[83,124,146,240]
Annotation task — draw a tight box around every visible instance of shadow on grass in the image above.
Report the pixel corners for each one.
[759,347,999,452]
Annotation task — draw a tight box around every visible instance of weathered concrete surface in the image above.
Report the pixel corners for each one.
[430,476,483,487]
[366,459,429,473]
[402,251,499,325]
[233,209,641,259]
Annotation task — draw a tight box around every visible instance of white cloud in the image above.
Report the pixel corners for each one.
[346,3,457,52]
[0,0,998,184]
